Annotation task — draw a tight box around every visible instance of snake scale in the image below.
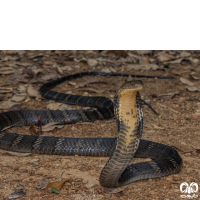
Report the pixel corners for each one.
[0,72,182,187]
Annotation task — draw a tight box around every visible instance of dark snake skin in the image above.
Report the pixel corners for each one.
[0,72,182,187]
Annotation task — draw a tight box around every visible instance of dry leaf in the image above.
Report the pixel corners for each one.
[11,94,27,102]
[52,62,58,69]
[61,66,73,71]
[47,102,62,110]
[109,66,116,72]
[41,74,58,81]
[179,51,191,58]
[30,158,40,165]
[0,87,13,94]
[17,62,32,67]
[75,65,80,69]
[0,67,15,75]
[74,57,87,63]
[127,53,142,60]
[44,60,53,65]
[158,91,180,97]
[166,58,183,64]
[71,126,79,131]
[5,151,32,157]
[149,58,155,63]
[0,100,18,110]
[180,77,194,86]
[145,56,149,63]
[157,53,176,62]
[27,84,42,98]
[18,85,27,93]
[75,78,103,89]
[185,86,200,92]
[124,56,136,64]
[6,191,26,200]
[56,65,64,75]
[190,57,199,66]
[29,77,41,84]
[105,60,121,67]
[47,102,75,110]
[170,143,193,153]
[24,97,31,103]
[31,67,44,75]
[171,70,181,76]
[45,179,68,194]
[101,68,111,73]
[127,64,159,70]
[68,81,76,86]
[104,186,127,194]
[190,74,200,80]
[29,125,37,135]
[36,178,50,189]
[59,104,75,110]
[194,109,200,116]
[151,124,164,130]
[87,59,98,67]
[12,72,25,81]
[42,122,64,132]
[83,92,89,96]
[22,68,35,77]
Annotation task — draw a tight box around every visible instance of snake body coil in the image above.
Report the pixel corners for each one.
[0,72,182,187]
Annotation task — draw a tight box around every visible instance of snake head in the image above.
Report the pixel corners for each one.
[120,80,143,91]
[113,80,143,118]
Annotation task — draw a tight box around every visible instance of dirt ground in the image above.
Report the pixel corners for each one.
[0,50,199,200]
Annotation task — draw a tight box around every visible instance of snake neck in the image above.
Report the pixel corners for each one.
[100,89,143,187]
[115,90,142,153]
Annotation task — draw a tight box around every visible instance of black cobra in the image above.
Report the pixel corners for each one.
[0,72,182,187]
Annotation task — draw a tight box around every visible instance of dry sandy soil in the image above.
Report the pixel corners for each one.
[0,50,199,200]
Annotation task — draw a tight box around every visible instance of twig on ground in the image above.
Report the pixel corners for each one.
[141,99,158,115]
